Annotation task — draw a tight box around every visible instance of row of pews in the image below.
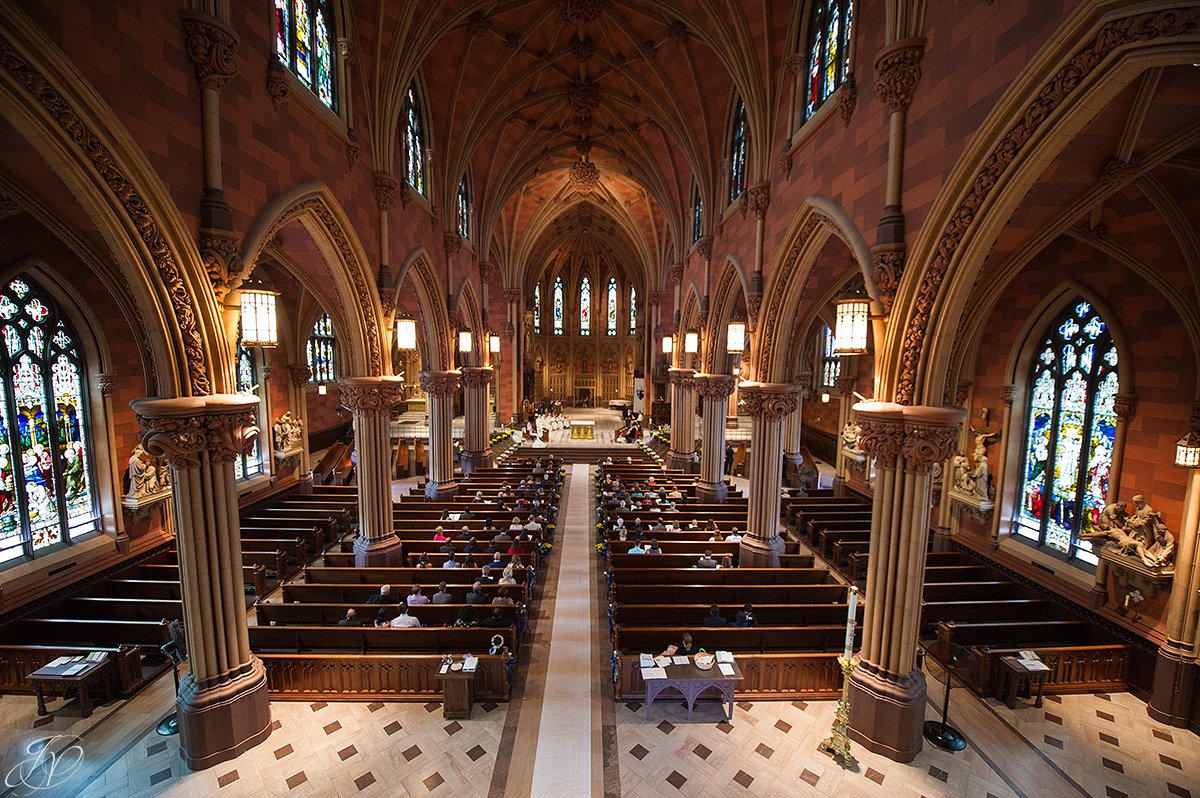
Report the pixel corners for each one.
[786,492,1144,698]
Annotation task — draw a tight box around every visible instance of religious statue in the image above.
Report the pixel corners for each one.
[1082,494,1177,568]
[840,422,862,453]
[969,429,999,500]
[126,443,166,501]
[951,453,973,494]
[273,411,304,452]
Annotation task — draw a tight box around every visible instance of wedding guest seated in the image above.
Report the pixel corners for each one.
[732,603,757,627]
[660,632,697,657]
[442,553,461,569]
[481,607,515,628]
[696,550,719,568]
[627,540,647,554]
[453,606,479,628]
[433,526,450,542]
[415,553,433,569]
[389,606,421,628]
[465,537,482,553]
[407,585,430,605]
[373,607,396,627]
[432,583,454,604]
[724,528,743,542]
[486,553,505,570]
[492,587,515,605]
[646,539,663,555]
[367,584,399,604]
[465,582,488,605]
[337,608,361,626]
[456,525,472,540]
[702,604,727,626]
[498,565,517,585]
[478,566,497,585]
[719,556,733,569]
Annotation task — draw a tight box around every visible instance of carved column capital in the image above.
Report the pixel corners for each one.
[1000,384,1018,407]
[199,229,241,301]
[288,365,313,387]
[502,287,522,304]
[694,373,737,400]
[132,395,260,468]
[479,261,497,283]
[459,366,494,390]
[873,38,925,113]
[855,402,964,472]
[836,72,857,124]
[747,183,771,220]
[97,373,116,398]
[373,172,398,212]
[695,236,714,262]
[338,376,406,413]
[668,367,697,389]
[854,404,906,468]
[870,244,905,314]
[835,375,858,398]
[180,12,239,91]
[1113,393,1138,421]
[667,264,684,283]
[739,382,799,421]
[419,370,462,397]
[444,232,463,257]
[647,291,666,306]
[785,53,805,74]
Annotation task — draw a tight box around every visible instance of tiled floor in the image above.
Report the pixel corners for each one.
[3,464,1198,797]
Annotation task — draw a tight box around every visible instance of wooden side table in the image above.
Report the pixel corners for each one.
[438,669,476,719]
[27,659,112,718]
[997,656,1048,709]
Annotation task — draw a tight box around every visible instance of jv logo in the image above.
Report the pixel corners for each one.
[4,735,84,792]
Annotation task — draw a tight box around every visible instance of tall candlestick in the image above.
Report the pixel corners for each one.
[843,585,859,660]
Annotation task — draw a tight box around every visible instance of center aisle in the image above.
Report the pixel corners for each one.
[529,463,597,797]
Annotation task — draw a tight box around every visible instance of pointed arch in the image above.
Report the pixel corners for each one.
[390,248,452,372]
[453,279,485,364]
[703,257,752,374]
[242,182,384,377]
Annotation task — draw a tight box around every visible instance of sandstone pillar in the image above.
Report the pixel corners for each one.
[738,383,799,567]
[461,366,494,473]
[696,374,737,502]
[132,395,272,769]
[339,377,405,566]
[782,371,811,486]
[848,401,964,763]
[667,368,698,470]
[421,370,461,499]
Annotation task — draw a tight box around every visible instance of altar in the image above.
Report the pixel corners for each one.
[569,420,595,440]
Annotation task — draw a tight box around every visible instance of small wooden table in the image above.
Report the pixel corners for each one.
[27,657,112,718]
[437,665,477,719]
[997,656,1049,709]
[642,658,743,721]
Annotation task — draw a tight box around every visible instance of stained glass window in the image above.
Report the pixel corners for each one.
[273,0,336,110]
[606,278,618,336]
[403,84,427,196]
[306,313,336,383]
[552,277,564,335]
[692,186,703,244]
[0,275,96,564]
[820,325,840,388]
[629,285,637,335]
[234,328,264,482]
[1016,299,1117,566]
[803,1,854,121]
[533,285,542,334]
[728,99,747,205]
[579,277,592,336]
[456,176,470,240]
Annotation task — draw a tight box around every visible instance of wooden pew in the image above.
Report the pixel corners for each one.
[302,566,530,586]
[281,582,527,605]
[255,603,520,628]
[613,603,860,627]
[614,625,856,653]
[610,568,834,586]
[249,625,516,654]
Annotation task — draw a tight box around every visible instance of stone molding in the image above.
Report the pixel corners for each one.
[502,287,521,304]
[132,395,260,468]
[873,37,924,113]
[373,172,398,212]
[694,373,737,400]
[459,366,494,390]
[871,244,905,314]
[835,375,858,398]
[180,11,239,91]
[419,370,461,397]
[739,382,799,421]
[97,373,116,398]
[1000,384,1017,407]
[1113,392,1138,421]
[338,377,406,413]
[288,365,312,387]
[200,228,241,301]
[668,367,697,389]
[647,291,666,306]
[266,60,289,110]
[695,236,714,262]
[853,401,965,472]
[747,183,771,220]
[836,72,857,124]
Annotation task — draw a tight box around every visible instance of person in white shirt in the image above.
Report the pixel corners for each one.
[442,554,461,568]
[724,529,743,542]
[407,585,430,605]
[389,606,421,627]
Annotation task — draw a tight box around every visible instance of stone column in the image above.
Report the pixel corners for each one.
[421,370,461,499]
[338,377,405,566]
[738,383,800,567]
[287,365,314,493]
[667,368,698,470]
[461,366,494,473]
[984,385,1018,547]
[132,395,272,769]
[834,374,858,480]
[1149,409,1200,726]
[848,401,963,763]
[696,374,737,502]
[783,371,811,486]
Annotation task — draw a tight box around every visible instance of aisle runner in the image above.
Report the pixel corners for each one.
[529,463,595,797]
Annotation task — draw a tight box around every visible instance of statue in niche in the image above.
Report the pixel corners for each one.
[969,429,999,500]
[126,443,167,501]
[841,422,862,453]
[273,411,304,452]
[1082,494,1176,568]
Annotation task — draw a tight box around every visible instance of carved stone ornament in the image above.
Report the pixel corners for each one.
[181,12,239,91]
[778,152,794,179]
[873,39,924,113]
[695,374,737,400]
[739,383,799,421]
[373,173,398,212]
[836,73,857,124]
[855,415,905,468]
[346,141,361,168]
[871,245,905,314]
[288,365,312,387]
[460,366,494,390]
[419,370,461,397]
[266,61,289,110]
[339,377,406,413]
[0,194,20,220]
[668,368,696,389]
[895,9,1200,406]
[796,370,813,391]
[133,396,260,469]
[479,262,497,283]
[747,183,771,221]
[738,191,749,220]
[199,228,241,301]
[1113,393,1138,421]
[569,159,600,192]
[835,375,858,398]
[444,232,463,257]
[272,410,304,453]
[560,0,606,24]
[695,235,714,262]
[399,182,413,209]
[97,373,116,398]
[1082,494,1177,571]
[467,11,489,36]
[901,418,963,472]
[1098,156,1142,187]
[667,264,684,283]
[0,33,213,394]
[123,442,171,510]
[1000,384,1017,407]
[785,54,805,75]
[647,291,666,306]
[502,288,522,304]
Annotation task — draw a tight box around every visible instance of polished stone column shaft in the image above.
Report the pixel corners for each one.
[421,370,461,499]
[667,368,698,470]
[339,377,405,566]
[847,401,963,763]
[460,366,494,473]
[738,383,799,567]
[696,374,737,502]
[133,395,272,769]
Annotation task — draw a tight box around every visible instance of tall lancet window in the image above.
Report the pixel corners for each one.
[579,277,591,336]
[629,285,637,335]
[1016,299,1118,566]
[533,284,542,334]
[803,0,854,120]
[728,99,747,204]
[306,312,336,383]
[403,84,427,196]
[234,326,264,482]
[273,0,336,108]
[606,278,618,336]
[552,277,564,336]
[0,275,97,564]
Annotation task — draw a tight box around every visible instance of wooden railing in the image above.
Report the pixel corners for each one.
[615,652,843,701]
[0,644,143,695]
[259,653,510,701]
[965,644,1131,696]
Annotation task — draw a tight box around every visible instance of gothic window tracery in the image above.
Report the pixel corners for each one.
[234,327,264,482]
[580,276,592,336]
[273,0,336,108]
[728,99,747,204]
[403,84,427,196]
[552,277,564,336]
[1016,299,1117,566]
[803,0,854,120]
[692,186,703,243]
[533,284,542,334]
[629,285,637,335]
[0,276,96,564]
[457,176,470,240]
[819,324,840,388]
[306,313,336,383]
[606,277,618,336]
